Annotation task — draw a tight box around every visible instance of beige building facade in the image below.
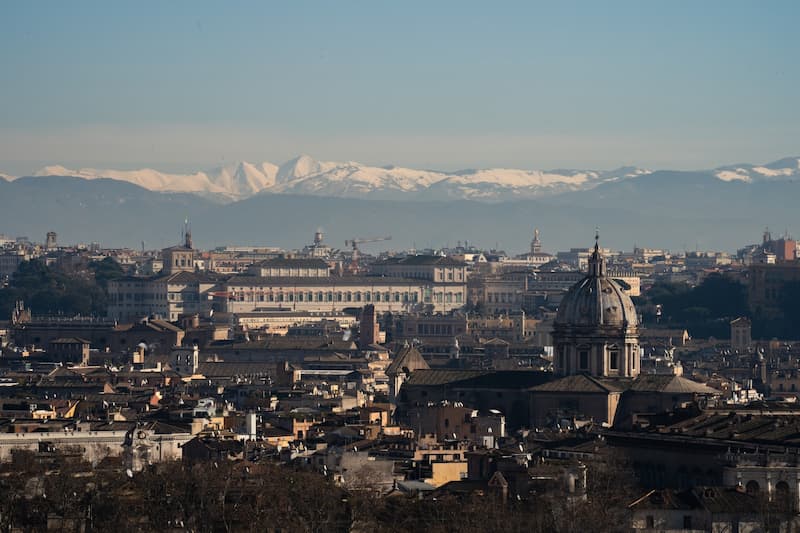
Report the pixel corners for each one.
[223,275,466,314]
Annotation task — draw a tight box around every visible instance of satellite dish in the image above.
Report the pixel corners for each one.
[126,469,133,478]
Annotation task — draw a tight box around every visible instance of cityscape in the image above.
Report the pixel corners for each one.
[2,1,799,532]
[1,225,800,531]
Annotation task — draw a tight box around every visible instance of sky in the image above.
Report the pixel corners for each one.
[1,0,799,175]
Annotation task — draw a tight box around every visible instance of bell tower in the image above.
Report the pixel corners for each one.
[162,220,196,275]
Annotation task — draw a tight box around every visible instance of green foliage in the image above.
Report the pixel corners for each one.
[638,274,748,337]
[88,256,126,287]
[0,257,123,318]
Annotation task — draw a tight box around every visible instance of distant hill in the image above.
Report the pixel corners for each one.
[1,173,796,252]
[0,176,216,248]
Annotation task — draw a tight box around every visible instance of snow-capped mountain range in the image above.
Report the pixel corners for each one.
[2,155,799,202]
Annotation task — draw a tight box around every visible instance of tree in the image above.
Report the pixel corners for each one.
[0,258,115,318]
[637,275,747,338]
[88,257,126,288]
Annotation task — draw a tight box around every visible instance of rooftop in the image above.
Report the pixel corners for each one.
[227,275,453,287]
[256,257,329,269]
[530,374,630,393]
[374,255,466,267]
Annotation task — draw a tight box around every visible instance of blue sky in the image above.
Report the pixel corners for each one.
[1,1,798,174]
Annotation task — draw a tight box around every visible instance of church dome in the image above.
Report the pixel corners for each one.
[555,238,638,329]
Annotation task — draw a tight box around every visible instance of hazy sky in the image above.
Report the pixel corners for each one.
[1,1,798,175]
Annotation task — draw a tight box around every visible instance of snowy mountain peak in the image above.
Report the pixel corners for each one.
[16,155,800,203]
[34,165,74,177]
[276,154,324,183]
[714,157,800,183]
[206,161,278,197]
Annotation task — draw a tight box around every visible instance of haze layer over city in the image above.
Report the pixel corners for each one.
[1,2,799,532]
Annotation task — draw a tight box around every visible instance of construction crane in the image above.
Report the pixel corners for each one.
[344,236,391,273]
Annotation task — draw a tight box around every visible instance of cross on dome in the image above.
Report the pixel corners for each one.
[589,228,605,277]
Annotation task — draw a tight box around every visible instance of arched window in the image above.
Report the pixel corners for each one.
[775,481,791,510]
[746,480,760,495]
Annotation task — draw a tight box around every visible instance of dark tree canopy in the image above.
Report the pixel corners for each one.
[0,257,125,319]
[637,274,748,338]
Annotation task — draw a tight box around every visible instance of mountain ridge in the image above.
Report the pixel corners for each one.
[1,172,797,253]
[8,155,799,203]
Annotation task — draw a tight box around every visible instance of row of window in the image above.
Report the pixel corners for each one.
[229,290,464,304]
[558,345,636,372]
[487,292,518,303]
[112,292,166,302]
[415,324,463,336]
[375,268,464,282]
[260,268,328,276]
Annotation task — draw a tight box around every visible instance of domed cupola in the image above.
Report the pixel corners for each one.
[552,233,640,378]
[555,237,638,329]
